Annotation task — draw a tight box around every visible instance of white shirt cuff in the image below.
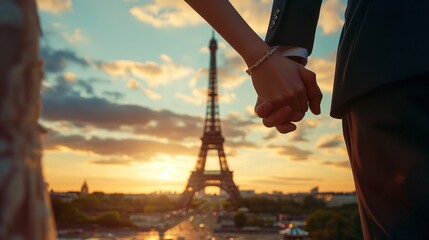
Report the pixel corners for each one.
[277,46,309,65]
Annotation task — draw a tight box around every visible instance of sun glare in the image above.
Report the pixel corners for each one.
[160,168,173,180]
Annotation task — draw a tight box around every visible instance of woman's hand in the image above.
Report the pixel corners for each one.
[250,53,310,114]
[183,0,322,134]
[251,53,323,134]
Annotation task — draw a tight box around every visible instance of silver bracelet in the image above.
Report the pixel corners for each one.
[245,46,279,76]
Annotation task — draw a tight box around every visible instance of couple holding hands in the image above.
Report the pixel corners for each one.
[185,0,429,239]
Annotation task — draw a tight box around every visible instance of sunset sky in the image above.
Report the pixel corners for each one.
[38,0,353,194]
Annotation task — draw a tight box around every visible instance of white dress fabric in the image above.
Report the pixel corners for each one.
[0,0,56,239]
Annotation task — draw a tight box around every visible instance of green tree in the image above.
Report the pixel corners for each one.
[301,195,326,213]
[73,195,104,212]
[305,204,362,240]
[95,211,121,227]
[144,205,158,213]
[51,198,85,226]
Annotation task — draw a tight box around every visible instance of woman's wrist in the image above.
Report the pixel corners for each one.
[246,46,279,76]
[241,41,271,67]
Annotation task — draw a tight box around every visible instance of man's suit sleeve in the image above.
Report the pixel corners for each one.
[265,0,322,56]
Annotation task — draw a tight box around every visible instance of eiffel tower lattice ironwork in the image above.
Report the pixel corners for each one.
[179,34,242,209]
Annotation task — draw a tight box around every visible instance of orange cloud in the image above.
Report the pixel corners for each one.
[318,0,346,34]
[43,132,198,161]
[176,87,206,106]
[317,133,344,148]
[37,0,72,14]
[141,88,162,100]
[130,0,203,28]
[130,0,271,34]
[307,56,336,92]
[268,145,313,161]
[101,54,193,87]
[322,160,351,169]
[42,78,255,142]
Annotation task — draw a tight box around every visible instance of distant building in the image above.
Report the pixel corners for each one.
[50,179,90,201]
[123,194,148,200]
[239,190,256,198]
[288,193,309,202]
[310,187,319,196]
[50,191,79,202]
[80,180,89,196]
[317,192,357,207]
[272,191,285,198]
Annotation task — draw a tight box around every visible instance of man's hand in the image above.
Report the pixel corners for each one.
[297,64,322,115]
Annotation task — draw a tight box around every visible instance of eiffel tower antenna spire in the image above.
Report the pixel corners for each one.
[179,35,242,209]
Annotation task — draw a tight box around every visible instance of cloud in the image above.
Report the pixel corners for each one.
[306,56,336,92]
[199,46,209,54]
[289,119,319,142]
[263,130,278,141]
[52,22,66,28]
[249,176,322,186]
[219,92,236,104]
[62,28,86,44]
[103,91,124,101]
[188,67,204,88]
[42,79,253,142]
[273,176,322,182]
[141,88,162,100]
[189,48,247,91]
[261,118,320,143]
[226,139,257,149]
[43,131,198,161]
[44,75,94,97]
[129,0,271,34]
[176,87,236,106]
[126,79,140,89]
[269,145,312,161]
[90,158,134,166]
[63,72,76,82]
[37,0,72,14]
[176,88,207,106]
[41,47,89,73]
[245,105,258,119]
[318,0,346,34]
[124,79,162,100]
[229,0,272,35]
[42,107,255,163]
[317,134,344,148]
[218,50,247,90]
[43,91,199,139]
[323,160,350,169]
[130,0,204,28]
[179,48,247,106]
[222,112,256,140]
[100,54,193,87]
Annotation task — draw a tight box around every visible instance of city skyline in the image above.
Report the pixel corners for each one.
[38,0,354,194]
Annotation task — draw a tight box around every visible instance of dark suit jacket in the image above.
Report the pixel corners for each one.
[265,0,429,118]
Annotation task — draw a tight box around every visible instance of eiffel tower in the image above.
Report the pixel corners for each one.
[179,34,242,209]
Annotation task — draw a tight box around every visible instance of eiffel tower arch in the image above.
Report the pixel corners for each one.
[179,34,242,209]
